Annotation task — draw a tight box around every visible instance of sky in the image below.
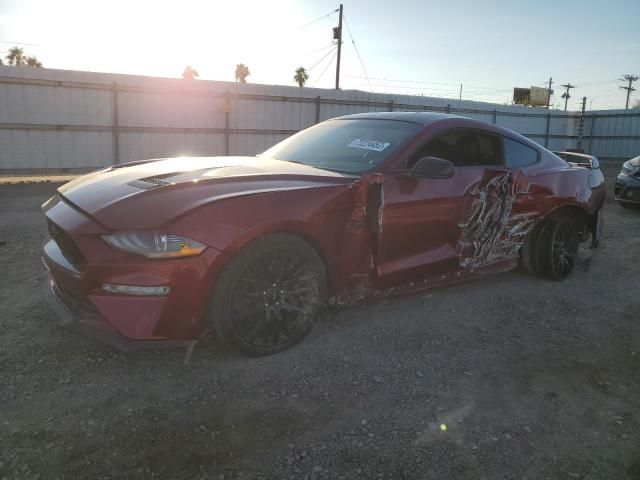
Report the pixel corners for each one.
[0,0,639,111]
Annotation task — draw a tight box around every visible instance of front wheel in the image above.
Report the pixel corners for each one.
[208,234,325,356]
[538,217,579,281]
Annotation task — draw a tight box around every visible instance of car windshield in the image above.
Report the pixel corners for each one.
[260,119,420,173]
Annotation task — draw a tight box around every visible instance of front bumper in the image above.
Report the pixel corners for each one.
[614,173,640,204]
[42,195,225,351]
[43,267,191,351]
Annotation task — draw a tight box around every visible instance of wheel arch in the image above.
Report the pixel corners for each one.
[539,204,593,234]
[207,223,333,300]
[520,203,593,275]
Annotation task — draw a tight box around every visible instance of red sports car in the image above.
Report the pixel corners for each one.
[42,112,606,356]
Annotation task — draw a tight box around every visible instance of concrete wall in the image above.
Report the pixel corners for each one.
[1,65,638,170]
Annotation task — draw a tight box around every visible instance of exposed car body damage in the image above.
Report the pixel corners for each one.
[41,113,606,351]
[458,172,536,268]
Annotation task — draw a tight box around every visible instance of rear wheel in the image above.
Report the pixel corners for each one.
[209,234,325,356]
[538,217,579,281]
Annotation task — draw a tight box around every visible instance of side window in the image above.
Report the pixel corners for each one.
[408,131,500,168]
[503,138,538,167]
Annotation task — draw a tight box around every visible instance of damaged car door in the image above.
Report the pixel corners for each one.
[374,128,511,287]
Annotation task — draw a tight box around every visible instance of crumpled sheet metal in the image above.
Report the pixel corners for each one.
[458,173,535,269]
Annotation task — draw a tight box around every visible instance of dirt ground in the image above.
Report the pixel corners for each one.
[1,164,639,480]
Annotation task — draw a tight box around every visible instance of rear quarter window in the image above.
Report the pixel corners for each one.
[503,138,539,167]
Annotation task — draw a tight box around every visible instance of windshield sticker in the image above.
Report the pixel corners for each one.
[348,139,391,152]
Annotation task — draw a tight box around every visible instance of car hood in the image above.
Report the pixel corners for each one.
[627,155,640,168]
[58,156,356,229]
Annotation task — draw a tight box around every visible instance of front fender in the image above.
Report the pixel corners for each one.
[167,181,375,297]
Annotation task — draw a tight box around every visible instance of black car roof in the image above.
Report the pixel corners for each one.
[333,112,461,125]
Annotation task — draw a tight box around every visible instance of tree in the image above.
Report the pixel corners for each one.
[634,99,640,109]
[25,56,42,68]
[182,66,199,80]
[235,63,250,83]
[4,46,42,67]
[293,66,309,88]
[6,46,26,66]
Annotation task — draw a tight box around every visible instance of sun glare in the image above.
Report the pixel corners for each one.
[22,0,323,85]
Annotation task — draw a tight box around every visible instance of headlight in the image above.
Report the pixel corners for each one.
[102,232,207,259]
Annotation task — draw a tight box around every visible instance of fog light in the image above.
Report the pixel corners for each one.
[102,283,170,296]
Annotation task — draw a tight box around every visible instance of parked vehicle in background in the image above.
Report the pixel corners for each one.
[42,113,606,356]
[614,155,640,207]
[553,151,601,170]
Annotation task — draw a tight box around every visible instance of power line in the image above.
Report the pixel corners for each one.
[463,84,513,92]
[344,75,462,87]
[309,43,336,54]
[342,14,371,91]
[345,82,510,98]
[307,46,338,72]
[347,83,457,92]
[574,79,618,87]
[345,82,509,102]
[0,40,39,46]
[315,49,338,86]
[298,9,339,29]
[344,75,514,92]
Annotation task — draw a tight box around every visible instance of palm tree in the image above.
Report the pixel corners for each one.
[6,46,26,66]
[182,66,199,80]
[235,63,250,83]
[25,56,42,68]
[293,67,309,88]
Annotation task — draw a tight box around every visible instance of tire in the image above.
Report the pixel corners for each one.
[520,221,546,276]
[208,234,326,356]
[537,217,580,281]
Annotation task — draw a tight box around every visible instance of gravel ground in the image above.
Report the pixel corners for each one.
[1,164,639,480]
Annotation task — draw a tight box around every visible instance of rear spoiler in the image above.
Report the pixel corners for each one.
[553,151,600,170]
[567,158,600,170]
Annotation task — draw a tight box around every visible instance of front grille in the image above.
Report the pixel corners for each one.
[47,220,87,272]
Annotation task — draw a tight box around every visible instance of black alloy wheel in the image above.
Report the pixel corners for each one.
[540,217,580,281]
[209,234,325,356]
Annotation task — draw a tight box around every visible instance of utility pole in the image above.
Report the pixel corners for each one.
[334,4,343,90]
[560,83,575,111]
[546,77,553,109]
[619,74,638,109]
[576,96,586,151]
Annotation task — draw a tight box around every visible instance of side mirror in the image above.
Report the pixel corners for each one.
[410,156,455,178]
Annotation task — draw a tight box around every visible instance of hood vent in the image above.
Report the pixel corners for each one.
[127,167,235,190]
[127,173,179,190]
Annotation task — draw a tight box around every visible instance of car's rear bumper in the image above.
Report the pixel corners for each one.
[614,173,640,204]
